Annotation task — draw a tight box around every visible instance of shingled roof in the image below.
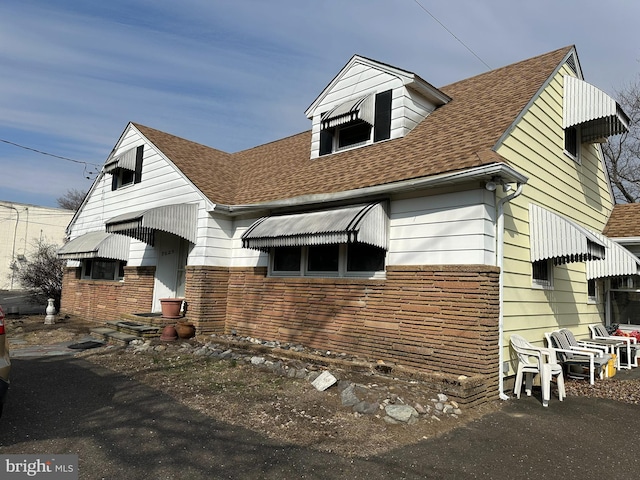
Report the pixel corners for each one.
[133,46,573,206]
[604,203,640,238]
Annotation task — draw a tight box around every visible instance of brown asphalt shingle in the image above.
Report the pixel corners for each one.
[132,46,573,206]
[604,203,640,237]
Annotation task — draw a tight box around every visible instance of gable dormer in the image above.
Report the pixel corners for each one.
[305,55,450,159]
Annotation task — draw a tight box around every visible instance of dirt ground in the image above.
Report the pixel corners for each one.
[10,315,640,457]
[6,314,507,457]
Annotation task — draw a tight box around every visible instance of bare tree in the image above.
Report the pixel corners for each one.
[12,239,64,309]
[56,188,87,211]
[603,79,640,203]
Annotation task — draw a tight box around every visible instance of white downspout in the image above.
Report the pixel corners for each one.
[496,182,524,400]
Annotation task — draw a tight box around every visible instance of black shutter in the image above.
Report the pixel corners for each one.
[319,129,333,156]
[111,171,118,191]
[374,90,392,142]
[134,145,144,184]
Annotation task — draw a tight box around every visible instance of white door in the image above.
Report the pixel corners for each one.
[152,232,181,312]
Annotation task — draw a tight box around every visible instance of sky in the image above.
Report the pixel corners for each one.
[2,0,640,209]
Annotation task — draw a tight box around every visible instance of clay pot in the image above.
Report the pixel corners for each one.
[160,298,184,319]
[160,325,178,341]
[175,321,195,339]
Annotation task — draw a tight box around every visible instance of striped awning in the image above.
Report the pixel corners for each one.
[563,76,629,142]
[321,94,375,129]
[242,202,389,251]
[587,231,640,279]
[57,231,130,261]
[106,203,198,245]
[103,147,138,173]
[529,204,606,265]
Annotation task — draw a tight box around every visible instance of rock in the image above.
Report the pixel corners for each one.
[453,408,462,415]
[337,380,352,392]
[450,400,459,408]
[437,393,448,403]
[311,371,337,391]
[385,404,418,423]
[414,402,428,414]
[250,356,265,365]
[435,402,444,411]
[341,384,360,407]
[443,405,454,414]
[353,401,379,415]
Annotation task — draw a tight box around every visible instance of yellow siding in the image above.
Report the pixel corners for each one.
[496,65,613,373]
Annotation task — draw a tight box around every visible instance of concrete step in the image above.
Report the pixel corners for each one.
[90,327,138,346]
[106,320,161,338]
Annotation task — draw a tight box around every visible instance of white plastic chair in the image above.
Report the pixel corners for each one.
[545,329,609,385]
[589,324,638,369]
[510,334,565,407]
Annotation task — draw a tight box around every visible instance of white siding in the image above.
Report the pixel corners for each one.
[388,190,495,265]
[308,61,437,159]
[69,125,224,268]
[227,189,496,269]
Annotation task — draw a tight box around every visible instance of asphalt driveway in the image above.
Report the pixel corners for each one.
[1,355,639,479]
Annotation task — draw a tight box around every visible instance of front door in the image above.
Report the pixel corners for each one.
[152,233,189,312]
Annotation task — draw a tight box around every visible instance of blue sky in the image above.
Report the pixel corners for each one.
[2,0,640,208]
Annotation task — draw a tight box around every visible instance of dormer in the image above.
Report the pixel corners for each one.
[305,55,451,159]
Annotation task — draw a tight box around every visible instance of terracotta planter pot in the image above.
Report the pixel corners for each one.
[160,325,178,341]
[160,298,183,319]
[175,321,196,339]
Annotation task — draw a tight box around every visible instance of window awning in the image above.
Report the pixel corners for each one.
[529,204,606,265]
[321,94,375,129]
[563,76,629,142]
[106,203,198,245]
[57,231,130,261]
[104,147,138,173]
[587,231,640,279]
[242,202,389,251]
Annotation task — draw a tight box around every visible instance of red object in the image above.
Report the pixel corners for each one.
[0,306,5,335]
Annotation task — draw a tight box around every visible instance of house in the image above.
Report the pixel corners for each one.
[602,203,640,329]
[0,200,74,291]
[58,45,633,404]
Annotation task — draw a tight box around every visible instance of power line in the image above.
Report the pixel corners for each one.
[413,1,492,70]
[0,138,102,167]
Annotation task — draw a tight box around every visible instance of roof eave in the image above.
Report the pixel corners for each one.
[212,162,528,216]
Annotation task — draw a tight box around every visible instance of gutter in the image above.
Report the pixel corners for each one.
[212,163,528,216]
[495,181,525,400]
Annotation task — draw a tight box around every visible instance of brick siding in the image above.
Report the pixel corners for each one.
[60,266,155,322]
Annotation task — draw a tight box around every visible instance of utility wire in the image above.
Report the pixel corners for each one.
[413,0,492,70]
[0,138,102,167]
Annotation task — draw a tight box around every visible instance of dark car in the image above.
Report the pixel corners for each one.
[0,305,9,417]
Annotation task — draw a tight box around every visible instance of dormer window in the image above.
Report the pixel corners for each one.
[319,90,392,156]
[104,145,144,191]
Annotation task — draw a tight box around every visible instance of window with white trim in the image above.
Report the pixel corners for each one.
[270,243,386,277]
[532,259,553,289]
[82,259,127,281]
